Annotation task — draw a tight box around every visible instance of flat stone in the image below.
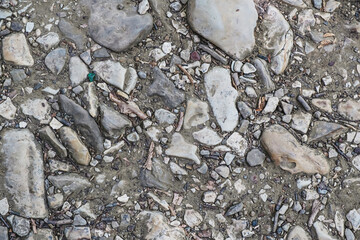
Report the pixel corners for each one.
[204,67,238,132]
[312,98,333,113]
[148,67,185,108]
[38,126,67,158]
[0,198,9,215]
[138,0,150,15]
[64,227,91,240]
[291,111,312,134]
[82,82,99,118]
[261,124,330,174]
[58,19,87,50]
[0,9,11,18]
[261,5,293,74]
[21,98,51,121]
[287,226,311,240]
[45,48,67,75]
[36,32,60,51]
[155,109,177,124]
[246,149,266,167]
[184,209,203,228]
[345,228,355,240]
[262,97,279,114]
[92,60,127,90]
[280,0,306,8]
[123,67,138,94]
[170,162,188,175]
[252,58,275,92]
[137,211,186,240]
[166,133,201,164]
[3,33,34,66]
[203,191,217,203]
[0,129,48,218]
[188,0,257,60]
[100,104,132,138]
[69,56,89,87]
[183,98,210,129]
[140,158,176,191]
[10,69,27,82]
[59,95,104,153]
[0,226,8,240]
[226,132,248,156]
[47,193,64,209]
[324,0,340,13]
[193,127,222,146]
[338,100,360,121]
[297,9,315,35]
[8,215,30,237]
[26,229,56,240]
[225,203,243,216]
[313,222,338,240]
[48,173,91,196]
[0,98,16,120]
[215,165,230,178]
[308,121,347,142]
[237,101,252,119]
[87,0,153,52]
[59,127,91,166]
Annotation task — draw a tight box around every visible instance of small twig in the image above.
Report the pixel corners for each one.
[144,142,154,170]
[177,64,194,85]
[109,92,147,120]
[332,143,350,161]
[176,112,184,132]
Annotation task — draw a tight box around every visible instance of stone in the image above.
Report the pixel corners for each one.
[215,165,230,178]
[246,149,266,167]
[297,9,315,35]
[92,60,127,90]
[123,67,138,94]
[45,48,67,75]
[138,0,150,15]
[346,209,360,231]
[0,198,9,215]
[26,229,55,240]
[291,112,312,134]
[69,56,89,87]
[87,0,153,52]
[324,0,340,13]
[39,126,67,158]
[345,229,355,240]
[140,158,176,191]
[335,211,345,238]
[0,129,48,218]
[226,132,248,157]
[308,121,347,142]
[184,98,210,129]
[64,227,91,240]
[313,222,338,240]
[313,0,322,9]
[127,132,140,142]
[312,98,332,113]
[226,203,243,216]
[59,95,104,153]
[237,101,252,119]
[204,67,238,132]
[203,191,217,203]
[155,109,177,125]
[148,67,185,108]
[137,211,186,240]
[73,215,87,226]
[10,69,27,82]
[193,127,222,146]
[0,98,16,120]
[252,58,275,92]
[48,173,91,196]
[262,97,279,114]
[47,193,64,209]
[21,98,51,121]
[3,33,34,66]
[0,226,7,240]
[261,5,293,74]
[100,104,131,138]
[170,162,188,175]
[8,215,30,237]
[82,82,99,118]
[280,0,306,8]
[287,226,311,240]
[352,155,360,172]
[338,100,360,121]
[166,133,200,164]
[187,0,257,60]
[58,19,87,50]
[36,32,60,51]
[184,209,203,228]
[242,63,256,74]
[59,127,91,166]
[261,124,330,174]
[0,9,11,18]
[93,48,110,58]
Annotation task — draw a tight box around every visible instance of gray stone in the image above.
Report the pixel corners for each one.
[280,0,306,7]
[36,32,60,51]
[64,227,91,240]
[3,33,34,66]
[155,109,177,124]
[345,228,355,240]
[237,101,252,119]
[311,98,332,113]
[80,50,92,65]
[100,104,132,138]
[297,9,315,35]
[346,209,360,231]
[92,60,127,90]
[225,203,243,216]
[170,162,188,175]
[127,132,140,142]
[252,58,275,92]
[21,98,51,122]
[205,67,238,132]
[59,127,91,166]
[287,226,311,240]
[39,126,67,158]
[226,132,248,156]
[184,209,203,228]
[47,193,64,209]
[124,67,138,94]
[82,82,99,118]
[26,229,55,240]
[7,215,30,237]
[10,69,27,82]
[0,98,16,120]
[291,111,312,134]
[193,127,222,146]
[69,56,89,87]
[87,0,153,52]
[338,100,360,121]
[184,98,209,129]
[148,67,185,108]
[73,215,87,226]
[48,173,91,196]
[59,95,104,153]
[313,0,322,9]
[140,158,176,191]
[246,149,266,167]
[263,97,279,114]
[324,0,340,13]
[0,129,48,218]
[308,121,347,142]
[0,226,8,240]
[45,48,67,75]
[58,19,87,50]
[93,48,110,58]
[166,133,200,164]
[187,0,257,60]
[0,9,11,18]
[313,221,338,240]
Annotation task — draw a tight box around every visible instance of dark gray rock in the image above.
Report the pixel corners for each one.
[148,67,185,108]
[38,126,68,158]
[93,48,110,58]
[100,104,132,138]
[252,58,275,92]
[246,148,266,167]
[86,0,153,52]
[225,203,243,216]
[237,101,252,119]
[59,95,104,153]
[58,19,87,50]
[10,69,27,82]
[45,48,67,75]
[48,173,91,196]
[308,121,347,142]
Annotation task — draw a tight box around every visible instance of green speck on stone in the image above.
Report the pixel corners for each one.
[88,72,96,82]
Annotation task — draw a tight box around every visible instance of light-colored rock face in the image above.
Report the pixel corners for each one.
[193,127,223,146]
[261,5,293,75]
[226,132,248,157]
[45,48,67,75]
[92,60,127,90]
[204,67,238,132]
[280,0,307,8]
[261,124,330,174]
[69,56,89,87]
[137,211,186,240]
[0,98,16,120]
[165,133,200,164]
[291,111,312,134]
[82,82,99,118]
[188,0,258,60]
[313,221,339,240]
[2,33,34,66]
[286,226,311,240]
[312,98,333,113]
[100,104,132,138]
[36,32,60,51]
[338,100,360,121]
[0,129,48,218]
[308,121,347,142]
[20,99,51,121]
[184,209,203,228]
[183,98,210,129]
[26,229,56,240]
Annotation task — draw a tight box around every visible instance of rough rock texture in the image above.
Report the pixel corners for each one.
[252,58,275,92]
[183,98,209,129]
[87,0,153,52]
[165,133,201,164]
[45,48,67,75]
[20,98,51,121]
[308,121,347,142]
[204,67,238,132]
[26,229,56,240]
[58,19,87,50]
[188,0,258,60]
[193,127,222,146]
[2,33,34,66]
[92,60,127,90]
[261,124,330,174]
[48,173,91,196]
[100,104,132,138]
[82,82,99,118]
[59,95,104,153]
[38,126,68,158]
[338,100,360,121]
[0,98,16,120]
[287,226,311,240]
[0,129,48,218]
[69,56,88,86]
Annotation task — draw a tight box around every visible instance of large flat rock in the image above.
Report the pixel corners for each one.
[0,129,47,218]
[188,0,258,60]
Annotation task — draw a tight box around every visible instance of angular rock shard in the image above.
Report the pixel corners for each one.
[338,100,360,121]
[2,33,34,66]
[100,104,132,138]
[48,173,91,196]
[184,98,210,129]
[0,129,48,218]
[261,124,330,174]
[308,121,347,142]
[165,133,201,164]
[188,0,258,60]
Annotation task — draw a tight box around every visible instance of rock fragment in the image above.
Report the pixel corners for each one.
[100,104,131,138]
[291,111,312,134]
[3,33,34,66]
[7,215,30,237]
[45,48,67,75]
[166,133,200,164]
[21,98,51,121]
[58,19,87,50]
[48,173,91,196]
[69,56,89,86]
[193,127,222,146]
[0,98,16,120]
[38,126,67,158]
[36,32,60,51]
[308,121,347,142]
[183,98,209,129]
[184,209,203,228]
[338,100,360,121]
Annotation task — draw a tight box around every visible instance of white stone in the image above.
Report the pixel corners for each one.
[166,133,200,164]
[169,162,188,175]
[184,209,203,228]
[291,112,312,134]
[262,97,279,114]
[21,99,51,121]
[138,0,150,15]
[0,98,16,120]
[92,60,127,90]
[0,198,9,215]
[3,33,34,66]
[36,32,60,51]
[69,56,89,86]
[192,127,222,146]
[226,132,248,156]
